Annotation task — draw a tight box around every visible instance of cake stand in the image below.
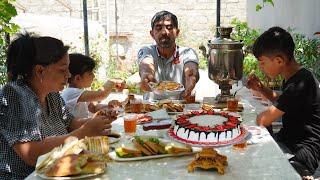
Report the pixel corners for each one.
[168,124,249,174]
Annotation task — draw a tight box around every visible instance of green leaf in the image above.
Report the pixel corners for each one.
[256,5,262,11]
[266,0,275,6]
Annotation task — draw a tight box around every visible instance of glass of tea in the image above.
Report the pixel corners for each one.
[130,99,143,113]
[227,96,239,112]
[123,114,137,138]
[184,90,196,104]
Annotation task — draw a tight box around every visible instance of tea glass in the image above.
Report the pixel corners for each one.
[227,96,239,112]
[123,114,137,138]
[130,99,143,113]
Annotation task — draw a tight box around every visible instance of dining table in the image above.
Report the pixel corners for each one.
[25,87,301,180]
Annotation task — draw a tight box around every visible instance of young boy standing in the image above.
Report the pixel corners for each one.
[247,27,320,177]
[61,53,125,118]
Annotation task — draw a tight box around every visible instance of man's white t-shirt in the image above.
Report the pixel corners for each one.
[61,87,91,118]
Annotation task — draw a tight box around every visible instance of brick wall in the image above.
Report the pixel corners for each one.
[15,0,246,71]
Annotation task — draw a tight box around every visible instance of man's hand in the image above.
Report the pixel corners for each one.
[139,58,156,92]
[140,73,156,92]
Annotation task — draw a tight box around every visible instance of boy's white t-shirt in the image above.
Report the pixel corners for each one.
[61,87,91,118]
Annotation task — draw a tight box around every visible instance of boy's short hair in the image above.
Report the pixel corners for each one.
[253,26,295,61]
[151,10,178,29]
[68,53,96,79]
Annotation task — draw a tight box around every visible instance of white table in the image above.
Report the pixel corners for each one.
[26,88,300,180]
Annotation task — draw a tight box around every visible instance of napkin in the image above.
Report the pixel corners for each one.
[245,126,271,145]
[146,108,170,120]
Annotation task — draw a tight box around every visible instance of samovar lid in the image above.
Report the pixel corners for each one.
[208,27,243,50]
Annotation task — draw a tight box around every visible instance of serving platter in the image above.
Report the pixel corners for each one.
[109,138,201,162]
[168,126,250,148]
[37,172,103,180]
[109,147,201,162]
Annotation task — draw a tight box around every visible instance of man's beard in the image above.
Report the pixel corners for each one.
[157,37,174,48]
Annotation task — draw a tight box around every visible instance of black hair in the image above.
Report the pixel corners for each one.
[6,33,69,81]
[252,26,295,61]
[151,10,178,29]
[68,53,96,82]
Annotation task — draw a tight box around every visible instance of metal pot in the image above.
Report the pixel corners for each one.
[207,27,244,102]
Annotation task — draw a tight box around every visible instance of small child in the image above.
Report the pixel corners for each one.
[61,53,125,118]
[247,27,320,178]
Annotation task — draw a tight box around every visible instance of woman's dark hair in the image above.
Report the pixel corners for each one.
[68,53,96,82]
[6,33,69,81]
[252,26,295,61]
[151,10,178,29]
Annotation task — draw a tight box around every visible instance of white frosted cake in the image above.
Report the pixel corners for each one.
[172,111,241,144]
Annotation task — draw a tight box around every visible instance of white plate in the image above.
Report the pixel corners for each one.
[167,111,183,115]
[37,172,103,180]
[109,146,201,162]
[109,137,121,144]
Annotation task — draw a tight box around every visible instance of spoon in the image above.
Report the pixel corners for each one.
[233,77,247,96]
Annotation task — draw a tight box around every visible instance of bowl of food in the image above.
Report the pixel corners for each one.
[149,81,184,99]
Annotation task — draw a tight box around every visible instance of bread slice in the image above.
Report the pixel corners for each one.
[36,137,84,173]
[165,145,192,154]
[115,145,142,158]
[144,141,166,154]
[132,139,152,156]
[45,154,88,177]
[84,136,109,154]
[81,161,106,175]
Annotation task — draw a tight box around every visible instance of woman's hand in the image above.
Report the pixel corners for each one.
[82,116,112,136]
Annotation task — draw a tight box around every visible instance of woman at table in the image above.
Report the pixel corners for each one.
[0,33,117,179]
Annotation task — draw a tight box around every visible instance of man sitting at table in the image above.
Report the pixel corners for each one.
[137,10,199,99]
[247,26,320,178]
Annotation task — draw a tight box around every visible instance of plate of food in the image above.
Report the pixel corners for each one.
[109,136,201,161]
[149,81,184,99]
[108,131,121,144]
[37,168,103,180]
[36,136,110,179]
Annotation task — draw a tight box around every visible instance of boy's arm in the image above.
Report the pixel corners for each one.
[257,84,280,103]
[77,81,113,102]
[247,74,280,103]
[78,79,125,103]
[256,105,284,127]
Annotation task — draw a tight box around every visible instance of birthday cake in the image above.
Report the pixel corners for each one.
[171,110,243,145]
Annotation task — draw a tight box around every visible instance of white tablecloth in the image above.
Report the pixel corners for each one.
[25,88,300,180]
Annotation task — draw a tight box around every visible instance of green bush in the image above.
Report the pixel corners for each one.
[0,0,19,85]
[231,18,260,55]
[232,18,320,87]
[292,32,320,80]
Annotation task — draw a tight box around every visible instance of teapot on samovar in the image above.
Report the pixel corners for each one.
[206,27,244,103]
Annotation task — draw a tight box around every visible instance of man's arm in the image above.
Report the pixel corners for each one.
[183,61,199,97]
[139,57,156,92]
[256,105,284,127]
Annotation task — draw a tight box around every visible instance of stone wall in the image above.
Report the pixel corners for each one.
[15,0,246,71]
